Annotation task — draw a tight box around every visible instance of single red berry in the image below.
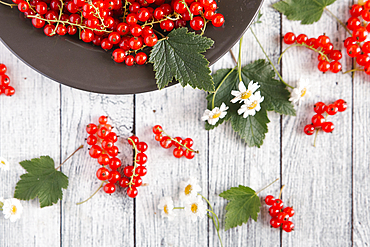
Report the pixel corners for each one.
[277,212,290,223]
[36,1,47,14]
[125,55,135,66]
[107,146,119,157]
[135,165,147,176]
[128,135,139,145]
[323,43,334,54]
[123,165,134,177]
[89,145,102,158]
[160,136,173,148]
[105,132,118,142]
[330,61,342,73]
[362,41,370,54]
[97,126,110,139]
[296,34,308,44]
[18,1,29,12]
[190,16,205,31]
[81,29,94,43]
[350,4,364,17]
[357,55,370,66]
[108,170,121,183]
[283,207,295,217]
[318,54,327,62]
[265,195,275,205]
[136,153,147,165]
[306,38,317,47]
[353,27,368,42]
[126,13,138,25]
[160,20,175,32]
[173,147,184,158]
[86,123,98,134]
[318,61,330,73]
[154,7,164,20]
[312,114,326,127]
[103,183,116,194]
[137,8,150,22]
[190,2,203,15]
[283,32,296,45]
[0,74,10,86]
[155,134,163,142]
[282,221,295,232]
[304,124,315,135]
[96,167,111,180]
[183,138,194,148]
[365,63,370,75]
[347,44,361,58]
[137,142,148,152]
[119,177,130,187]
[86,135,98,145]
[172,137,183,147]
[101,140,114,151]
[173,0,187,14]
[212,13,225,27]
[135,52,148,65]
[130,24,143,37]
[109,157,122,170]
[99,115,108,124]
[329,50,342,61]
[153,125,163,134]
[204,10,215,20]
[132,176,143,187]
[344,37,357,48]
[97,154,110,166]
[316,35,330,47]
[322,122,335,133]
[0,64,7,74]
[362,8,370,21]
[127,187,138,198]
[270,217,281,228]
[269,206,280,217]
[184,150,195,159]
[272,199,284,209]
[334,99,347,112]
[3,86,15,96]
[112,48,126,63]
[144,34,158,47]
[117,22,129,36]
[326,104,338,115]
[347,17,361,30]
[129,36,143,50]
[314,102,327,114]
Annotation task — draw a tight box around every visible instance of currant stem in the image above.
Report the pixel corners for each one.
[127,137,140,188]
[343,68,363,74]
[211,68,236,109]
[256,178,280,194]
[278,43,330,65]
[250,27,294,89]
[237,36,243,82]
[325,7,352,36]
[229,50,238,66]
[55,145,84,170]
[313,128,320,147]
[76,181,104,205]
[278,185,285,200]
[181,0,193,20]
[160,130,199,154]
[0,0,17,7]
[200,14,208,36]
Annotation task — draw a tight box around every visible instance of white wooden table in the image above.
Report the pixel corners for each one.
[0,0,369,246]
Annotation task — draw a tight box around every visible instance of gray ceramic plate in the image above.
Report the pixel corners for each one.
[0,0,263,94]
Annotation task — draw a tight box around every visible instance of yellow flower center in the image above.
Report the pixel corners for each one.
[1,160,5,165]
[301,88,307,97]
[191,203,198,213]
[212,112,221,119]
[185,184,192,195]
[241,90,252,99]
[11,205,17,215]
[248,100,258,110]
[164,205,168,215]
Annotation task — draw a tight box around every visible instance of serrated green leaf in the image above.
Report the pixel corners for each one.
[149,28,214,92]
[241,60,296,116]
[273,0,336,25]
[14,156,68,208]
[219,185,261,231]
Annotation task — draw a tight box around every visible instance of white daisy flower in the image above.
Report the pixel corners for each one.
[2,198,23,222]
[179,177,202,202]
[0,157,10,171]
[231,81,260,103]
[289,78,311,104]
[201,103,228,126]
[157,196,176,221]
[237,91,264,118]
[184,195,207,222]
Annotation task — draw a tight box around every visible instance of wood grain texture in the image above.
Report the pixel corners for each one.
[0,42,61,247]
[60,88,135,247]
[208,0,282,246]
[135,85,209,246]
[281,1,352,246]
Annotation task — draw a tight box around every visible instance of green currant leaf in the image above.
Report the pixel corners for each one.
[273,0,336,25]
[219,185,261,231]
[149,28,215,92]
[14,156,69,208]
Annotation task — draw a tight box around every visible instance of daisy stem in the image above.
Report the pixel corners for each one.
[55,145,84,170]
[229,50,238,66]
[211,68,236,109]
[325,7,352,36]
[173,207,185,210]
[238,36,243,82]
[256,178,279,194]
[250,28,294,89]
[76,181,105,205]
[278,185,285,200]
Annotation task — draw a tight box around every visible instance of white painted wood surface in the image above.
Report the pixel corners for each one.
[0,0,369,246]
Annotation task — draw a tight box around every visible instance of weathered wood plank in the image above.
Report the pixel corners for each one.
[135,85,209,246]
[281,1,352,246]
[0,41,61,247]
[60,88,134,247]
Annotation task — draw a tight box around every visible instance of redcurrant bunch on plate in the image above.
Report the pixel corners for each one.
[153,125,198,159]
[283,32,342,73]
[15,0,225,66]
[0,64,15,96]
[304,99,347,146]
[265,195,295,232]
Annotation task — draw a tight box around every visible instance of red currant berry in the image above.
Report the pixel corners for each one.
[137,142,148,152]
[160,19,175,32]
[183,138,194,147]
[0,74,10,86]
[365,63,370,75]
[306,38,318,48]
[97,154,110,166]
[105,132,118,142]
[283,207,295,217]
[316,35,330,47]
[353,27,368,42]
[135,165,147,176]
[101,140,114,150]
[357,55,370,66]
[104,183,116,194]
[350,4,363,17]
[56,25,67,36]
[135,52,147,65]
[160,136,173,148]
[344,37,357,48]
[362,8,370,21]
[18,1,29,12]
[155,134,163,141]
[86,123,98,134]
[130,24,143,37]
[128,135,139,145]
[109,157,122,170]
[129,2,140,12]
[265,195,275,205]
[173,147,184,158]
[334,99,347,112]
[184,150,195,159]
[97,126,110,139]
[330,61,342,73]
[99,115,108,124]
[329,50,342,61]
[86,135,97,145]
[173,0,187,14]
[362,41,370,54]
[129,36,143,50]
[323,43,334,54]
[136,153,147,165]
[347,17,361,30]
[44,24,56,37]
[347,44,361,58]
[144,34,158,47]
[81,29,94,43]
[0,64,7,74]
[112,48,126,63]
[190,2,203,15]
[108,170,121,183]
[117,22,129,35]
[212,13,225,27]
[137,8,150,22]
[123,165,134,177]
[283,32,296,45]
[96,167,111,180]
[272,199,284,209]
[153,7,164,20]
[132,176,143,187]
[277,212,290,223]
[314,102,327,114]
[32,16,45,28]
[318,61,330,73]
[326,104,338,115]
[269,206,280,217]
[270,217,281,228]
[172,137,183,147]
[322,122,335,133]
[4,86,15,96]
[89,145,102,158]
[153,125,163,134]
[127,187,138,198]
[296,34,308,44]
[304,124,315,135]
[190,16,205,31]
[119,177,130,187]
[318,54,326,62]
[126,13,138,25]
[282,221,295,232]
[125,55,135,66]
[107,146,119,157]
[204,10,215,20]
[312,114,325,128]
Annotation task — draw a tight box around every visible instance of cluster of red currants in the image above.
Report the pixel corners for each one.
[283,32,343,73]
[304,99,347,135]
[265,195,295,232]
[15,0,225,66]
[346,2,370,74]
[0,64,15,96]
[153,125,197,159]
[85,116,147,198]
